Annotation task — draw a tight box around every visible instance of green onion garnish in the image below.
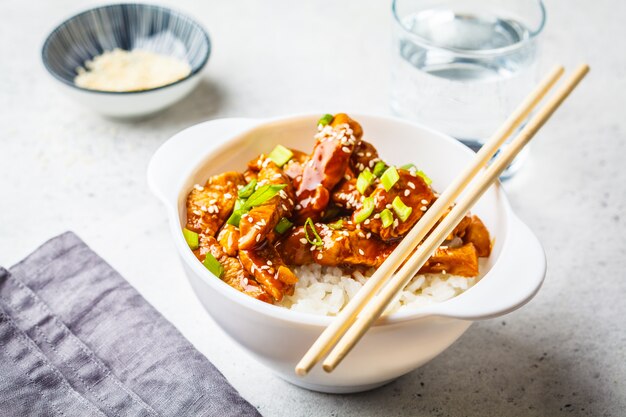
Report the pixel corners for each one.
[275,217,293,234]
[356,168,375,194]
[318,114,334,126]
[373,161,387,177]
[380,209,394,228]
[183,228,199,250]
[354,197,375,223]
[381,166,400,192]
[227,209,244,227]
[304,218,324,246]
[416,170,433,186]
[392,196,412,222]
[268,145,293,167]
[238,179,257,198]
[328,219,343,230]
[243,184,286,209]
[400,163,416,170]
[228,184,287,227]
[203,253,224,278]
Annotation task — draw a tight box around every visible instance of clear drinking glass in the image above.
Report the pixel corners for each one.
[391,0,546,177]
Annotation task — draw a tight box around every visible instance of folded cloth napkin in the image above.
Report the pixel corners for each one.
[0,232,261,417]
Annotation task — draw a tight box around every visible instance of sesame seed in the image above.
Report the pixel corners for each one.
[194,184,204,191]
[386,204,392,209]
[344,174,351,180]
[243,278,249,285]
[373,213,380,219]
[342,146,351,153]
[358,249,365,256]
[357,152,364,157]
[295,204,302,210]
[366,232,371,239]
[256,234,261,242]
[440,246,448,250]
[420,206,427,211]
[442,270,447,275]
[393,219,399,228]
[224,193,232,199]
[299,238,307,244]
[364,219,370,225]
[310,246,316,251]
[421,199,428,204]
[404,189,410,197]
[408,182,416,189]
[317,253,323,260]
[267,261,273,266]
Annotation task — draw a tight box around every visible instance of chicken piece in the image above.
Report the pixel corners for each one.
[243,169,257,184]
[276,223,395,268]
[239,243,298,302]
[282,149,309,179]
[359,170,435,240]
[462,215,491,257]
[217,224,240,256]
[330,177,362,211]
[351,140,380,173]
[186,172,244,236]
[419,243,479,277]
[294,114,363,223]
[238,160,296,250]
[194,236,271,302]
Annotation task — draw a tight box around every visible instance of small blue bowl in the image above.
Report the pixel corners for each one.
[42,3,211,117]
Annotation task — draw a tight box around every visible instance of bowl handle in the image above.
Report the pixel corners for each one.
[147,118,258,205]
[424,214,547,321]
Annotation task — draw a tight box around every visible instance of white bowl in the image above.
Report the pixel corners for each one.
[147,114,547,393]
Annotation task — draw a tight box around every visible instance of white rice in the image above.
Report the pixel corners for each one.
[277,264,477,316]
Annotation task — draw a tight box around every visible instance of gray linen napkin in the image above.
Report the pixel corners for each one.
[0,231,261,417]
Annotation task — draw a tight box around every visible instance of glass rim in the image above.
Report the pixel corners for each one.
[391,0,546,57]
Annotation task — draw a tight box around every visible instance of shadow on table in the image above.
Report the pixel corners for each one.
[113,77,224,130]
[315,323,604,417]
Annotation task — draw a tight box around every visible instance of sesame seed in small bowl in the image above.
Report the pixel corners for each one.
[42,3,210,118]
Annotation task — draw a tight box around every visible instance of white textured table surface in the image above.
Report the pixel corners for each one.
[1,1,625,416]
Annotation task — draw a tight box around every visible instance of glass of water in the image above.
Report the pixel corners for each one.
[391,0,546,176]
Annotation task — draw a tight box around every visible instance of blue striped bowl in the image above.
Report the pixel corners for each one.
[42,3,211,117]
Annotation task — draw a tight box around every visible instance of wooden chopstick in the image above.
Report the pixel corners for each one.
[322,64,590,373]
[294,65,565,376]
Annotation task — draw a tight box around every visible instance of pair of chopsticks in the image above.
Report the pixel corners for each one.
[296,64,589,375]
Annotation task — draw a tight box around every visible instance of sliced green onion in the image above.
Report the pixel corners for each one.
[304,218,324,246]
[268,145,293,167]
[238,179,257,198]
[234,198,244,211]
[243,184,286,209]
[354,197,375,223]
[380,209,394,228]
[381,166,400,192]
[183,228,199,250]
[318,113,333,126]
[275,217,293,234]
[373,161,387,177]
[400,163,416,170]
[356,168,375,194]
[392,196,413,222]
[227,209,244,227]
[328,219,343,230]
[203,253,224,278]
[416,170,433,186]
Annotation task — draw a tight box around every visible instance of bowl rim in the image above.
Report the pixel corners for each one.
[41,2,211,95]
[166,113,517,328]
